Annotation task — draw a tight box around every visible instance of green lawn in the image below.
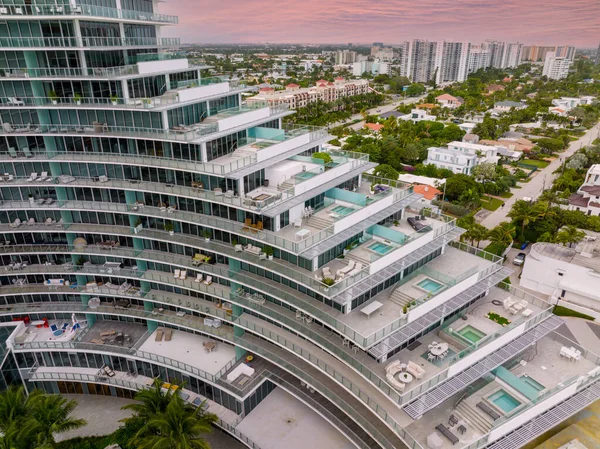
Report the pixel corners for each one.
[481,196,504,211]
[522,159,550,169]
[498,192,514,199]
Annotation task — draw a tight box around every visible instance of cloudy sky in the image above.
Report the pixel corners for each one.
[161,0,599,47]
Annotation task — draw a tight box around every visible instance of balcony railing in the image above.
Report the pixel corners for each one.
[0,4,178,23]
[0,36,180,49]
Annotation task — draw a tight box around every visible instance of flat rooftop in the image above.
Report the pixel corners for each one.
[235,387,355,449]
[405,331,600,449]
[138,328,236,376]
[532,240,600,273]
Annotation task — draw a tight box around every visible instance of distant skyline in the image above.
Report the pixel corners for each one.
[162,0,599,47]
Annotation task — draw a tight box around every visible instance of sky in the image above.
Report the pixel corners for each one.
[162,0,600,47]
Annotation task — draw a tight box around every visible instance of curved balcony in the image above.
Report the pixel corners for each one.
[0,300,407,449]
[0,4,178,24]
[0,36,180,49]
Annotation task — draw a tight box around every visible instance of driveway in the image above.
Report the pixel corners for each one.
[481,122,600,229]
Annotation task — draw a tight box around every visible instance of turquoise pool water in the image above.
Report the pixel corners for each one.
[331,205,355,216]
[417,278,443,293]
[488,389,521,413]
[296,171,317,180]
[368,242,393,255]
[520,375,545,391]
[457,325,487,343]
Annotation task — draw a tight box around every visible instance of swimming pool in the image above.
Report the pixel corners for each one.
[416,278,443,293]
[296,171,318,181]
[520,375,545,391]
[331,205,355,216]
[487,389,521,413]
[368,242,394,255]
[457,325,487,343]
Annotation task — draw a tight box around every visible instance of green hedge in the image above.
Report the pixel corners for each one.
[553,305,595,321]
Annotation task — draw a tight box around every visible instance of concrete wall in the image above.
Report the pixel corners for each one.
[137,59,188,74]
[218,108,271,133]
[334,194,394,234]
[178,83,230,102]
[256,133,311,163]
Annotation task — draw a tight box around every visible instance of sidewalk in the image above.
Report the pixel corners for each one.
[481,122,600,229]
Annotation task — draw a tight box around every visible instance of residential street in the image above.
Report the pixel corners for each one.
[480,121,600,229]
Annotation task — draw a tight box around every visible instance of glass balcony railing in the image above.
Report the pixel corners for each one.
[0,36,180,48]
[135,52,187,63]
[0,4,178,23]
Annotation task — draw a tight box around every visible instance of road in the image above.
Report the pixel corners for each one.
[330,94,426,131]
[480,121,600,229]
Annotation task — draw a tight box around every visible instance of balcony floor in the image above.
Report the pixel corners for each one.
[235,382,355,449]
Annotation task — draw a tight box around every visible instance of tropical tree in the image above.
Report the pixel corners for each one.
[132,395,217,449]
[0,385,41,432]
[507,200,548,239]
[122,378,178,418]
[463,223,488,248]
[487,221,516,248]
[373,164,399,180]
[556,225,586,248]
[28,394,87,445]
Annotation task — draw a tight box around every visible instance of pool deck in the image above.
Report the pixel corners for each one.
[405,332,600,449]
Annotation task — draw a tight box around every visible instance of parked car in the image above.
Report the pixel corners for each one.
[513,252,526,266]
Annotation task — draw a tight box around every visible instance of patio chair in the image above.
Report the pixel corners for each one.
[242,218,252,232]
[8,147,18,158]
[22,147,33,158]
[164,328,173,341]
[203,276,213,285]
[155,328,164,341]
[26,172,38,182]
[294,219,302,228]
[10,219,21,228]
[428,352,437,362]
[173,269,180,278]
[214,187,223,196]
[194,273,203,283]
[179,270,187,280]
[103,366,116,377]
[26,218,35,226]
[50,324,58,332]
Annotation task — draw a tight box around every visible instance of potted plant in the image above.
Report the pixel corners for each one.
[110,94,118,105]
[164,222,174,236]
[402,305,409,315]
[231,238,238,247]
[28,193,34,205]
[263,246,274,260]
[48,90,58,105]
[143,98,152,108]
[203,230,211,242]
[73,93,82,105]
[393,220,399,227]
[322,277,335,287]
[344,244,353,255]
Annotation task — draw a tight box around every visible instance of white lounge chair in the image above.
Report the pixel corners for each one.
[26,218,35,226]
[203,276,213,285]
[26,172,38,182]
[179,270,187,280]
[98,175,108,182]
[337,260,355,277]
[322,267,333,279]
[194,273,203,283]
[173,269,180,278]
[9,218,21,228]
[37,171,51,182]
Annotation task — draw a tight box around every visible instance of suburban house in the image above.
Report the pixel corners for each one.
[493,100,527,113]
[568,164,600,215]
[426,141,500,175]
[435,93,464,109]
[399,108,436,123]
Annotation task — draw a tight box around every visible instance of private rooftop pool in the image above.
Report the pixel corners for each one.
[487,389,521,413]
[330,205,356,217]
[416,278,443,293]
[368,242,394,255]
[457,325,487,343]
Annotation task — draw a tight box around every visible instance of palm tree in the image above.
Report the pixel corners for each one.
[0,385,42,432]
[507,200,547,239]
[556,225,586,248]
[122,378,178,418]
[464,224,489,248]
[487,221,516,249]
[133,395,217,449]
[28,394,87,445]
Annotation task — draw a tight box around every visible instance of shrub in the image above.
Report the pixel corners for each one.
[553,305,595,321]
[311,152,333,165]
[487,312,511,326]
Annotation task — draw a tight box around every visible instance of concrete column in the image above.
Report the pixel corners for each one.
[228,259,246,360]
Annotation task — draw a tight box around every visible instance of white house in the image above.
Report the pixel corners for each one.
[458,122,477,134]
[493,100,526,113]
[426,141,499,175]
[568,164,600,215]
[520,239,600,320]
[398,108,436,123]
[435,94,464,109]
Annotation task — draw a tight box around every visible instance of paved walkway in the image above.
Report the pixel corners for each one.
[481,122,600,229]
[55,394,245,449]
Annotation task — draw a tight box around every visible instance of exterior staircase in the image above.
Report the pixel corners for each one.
[389,288,414,308]
[455,402,494,435]
[306,215,333,230]
[278,180,295,192]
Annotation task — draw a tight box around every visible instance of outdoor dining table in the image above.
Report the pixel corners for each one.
[430,342,449,356]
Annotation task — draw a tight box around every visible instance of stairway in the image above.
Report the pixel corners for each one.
[455,402,494,435]
[306,215,333,230]
[389,288,414,308]
[278,180,295,192]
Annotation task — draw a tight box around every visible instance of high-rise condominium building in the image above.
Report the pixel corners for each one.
[405,39,438,83]
[0,4,599,449]
[485,40,505,69]
[335,50,358,65]
[543,52,572,79]
[467,44,491,73]
[555,45,577,61]
[434,41,470,84]
[501,42,523,68]
[521,45,557,62]
[596,43,600,65]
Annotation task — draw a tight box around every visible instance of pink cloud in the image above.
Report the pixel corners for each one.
[160,0,600,47]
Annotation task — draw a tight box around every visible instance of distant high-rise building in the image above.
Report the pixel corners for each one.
[399,41,411,77]
[485,40,505,69]
[521,45,556,62]
[373,42,384,47]
[501,43,523,68]
[352,60,392,77]
[435,42,470,84]
[467,44,491,74]
[405,39,438,83]
[542,52,572,79]
[555,45,577,61]
[334,50,358,65]
[596,43,600,65]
